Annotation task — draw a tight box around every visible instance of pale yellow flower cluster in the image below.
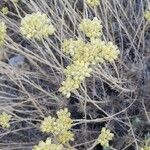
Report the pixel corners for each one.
[1,7,9,15]
[11,0,19,3]
[5,0,19,3]
[59,18,120,98]
[141,145,150,150]
[144,11,150,21]
[59,78,81,98]
[59,61,92,97]
[62,38,85,56]
[64,61,92,80]
[89,38,119,64]
[62,38,104,65]
[0,112,11,128]
[85,0,101,7]
[0,21,7,47]
[20,12,55,40]
[33,138,64,150]
[57,130,74,144]
[55,108,73,134]
[101,41,120,62]
[79,18,102,38]
[97,127,114,147]
[40,108,74,144]
[40,116,56,133]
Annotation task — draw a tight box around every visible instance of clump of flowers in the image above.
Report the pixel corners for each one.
[40,108,74,145]
[85,0,101,7]
[0,112,11,128]
[59,61,92,97]
[54,108,73,134]
[57,130,74,144]
[11,0,19,3]
[59,17,120,98]
[5,0,19,3]
[32,138,64,150]
[79,17,103,38]
[40,116,56,133]
[101,41,120,62]
[20,12,55,40]
[141,140,150,150]
[141,145,150,150]
[59,78,81,98]
[87,38,105,64]
[97,127,114,147]
[144,11,150,21]
[64,61,92,80]
[0,21,7,47]
[1,7,9,15]
[62,38,85,56]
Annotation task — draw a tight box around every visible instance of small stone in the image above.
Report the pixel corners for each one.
[9,55,25,68]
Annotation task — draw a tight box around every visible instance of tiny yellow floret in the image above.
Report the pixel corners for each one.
[79,17,102,38]
[11,0,19,3]
[0,112,11,128]
[144,11,150,21]
[32,138,64,150]
[0,21,7,47]
[64,61,92,80]
[54,108,73,134]
[87,38,105,64]
[59,78,80,98]
[1,7,9,15]
[62,38,85,56]
[57,131,74,144]
[86,0,101,7]
[141,146,150,150]
[20,12,55,40]
[59,61,92,97]
[98,127,114,147]
[101,41,120,62]
[40,116,56,133]
[5,0,19,3]
[40,108,74,145]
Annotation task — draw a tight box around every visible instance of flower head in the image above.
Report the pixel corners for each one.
[32,138,64,150]
[20,12,55,40]
[0,21,7,47]
[144,11,150,21]
[59,61,92,97]
[141,146,150,150]
[59,78,80,98]
[85,0,101,7]
[40,108,73,136]
[98,127,114,147]
[62,38,85,56]
[57,131,74,144]
[101,41,120,62]
[1,7,9,15]
[141,141,150,150]
[11,0,19,3]
[87,38,105,64]
[60,17,120,98]
[64,61,92,80]
[0,112,11,128]
[40,116,56,133]
[39,109,74,147]
[79,17,102,38]
[54,108,73,134]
